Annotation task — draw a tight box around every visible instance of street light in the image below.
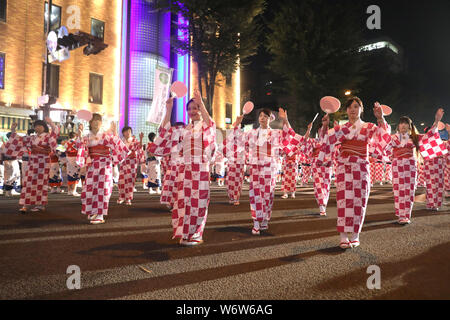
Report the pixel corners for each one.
[345,90,352,96]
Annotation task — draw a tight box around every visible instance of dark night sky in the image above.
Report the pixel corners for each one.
[246,0,450,122]
[362,0,450,108]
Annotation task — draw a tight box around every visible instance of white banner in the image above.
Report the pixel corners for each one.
[147,65,173,125]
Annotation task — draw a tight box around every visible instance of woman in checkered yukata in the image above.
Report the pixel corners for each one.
[148,90,216,246]
[217,119,248,206]
[384,109,445,225]
[232,108,299,235]
[318,97,391,249]
[117,127,144,206]
[298,121,336,217]
[5,117,59,213]
[76,114,129,225]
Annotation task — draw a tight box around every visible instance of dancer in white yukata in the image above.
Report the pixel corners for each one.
[76,114,129,224]
[4,118,59,212]
[148,90,216,246]
[299,122,334,216]
[420,120,448,211]
[232,108,297,235]
[318,98,391,249]
[385,109,446,225]
[158,123,186,210]
[220,121,247,205]
[117,127,144,205]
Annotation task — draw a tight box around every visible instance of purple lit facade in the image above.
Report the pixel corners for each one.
[120,0,190,136]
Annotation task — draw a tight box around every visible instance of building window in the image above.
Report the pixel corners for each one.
[89,73,103,104]
[225,103,232,124]
[42,63,60,98]
[0,0,6,23]
[0,52,5,90]
[44,2,61,34]
[91,18,105,41]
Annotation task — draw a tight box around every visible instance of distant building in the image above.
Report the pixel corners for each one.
[358,37,405,73]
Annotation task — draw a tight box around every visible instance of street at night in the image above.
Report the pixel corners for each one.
[0,183,449,300]
[1,0,450,308]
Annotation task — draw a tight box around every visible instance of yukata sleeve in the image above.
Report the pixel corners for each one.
[108,134,130,165]
[75,137,88,167]
[418,126,448,160]
[317,125,343,166]
[3,133,29,158]
[148,121,176,157]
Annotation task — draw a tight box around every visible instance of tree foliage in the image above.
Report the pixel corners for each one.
[266,0,366,128]
[164,0,266,114]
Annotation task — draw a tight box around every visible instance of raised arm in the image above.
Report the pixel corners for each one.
[193,89,212,127]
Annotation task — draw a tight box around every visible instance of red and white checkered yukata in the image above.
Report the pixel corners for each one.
[118,136,144,203]
[418,128,448,210]
[317,119,391,245]
[4,128,59,208]
[220,126,248,204]
[386,127,447,221]
[232,124,297,232]
[302,135,334,214]
[76,131,129,221]
[158,123,186,209]
[148,120,216,242]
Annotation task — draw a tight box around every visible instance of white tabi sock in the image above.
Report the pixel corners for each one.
[350,232,359,242]
[340,232,349,243]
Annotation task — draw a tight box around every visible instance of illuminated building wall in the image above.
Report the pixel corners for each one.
[0,0,122,127]
[121,0,190,139]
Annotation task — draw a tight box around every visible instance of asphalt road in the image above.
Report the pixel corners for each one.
[0,182,449,300]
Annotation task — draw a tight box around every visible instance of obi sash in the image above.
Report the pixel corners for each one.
[89,145,110,159]
[31,145,51,155]
[393,147,414,159]
[340,139,368,158]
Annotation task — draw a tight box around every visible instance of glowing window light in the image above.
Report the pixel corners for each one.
[358,41,398,54]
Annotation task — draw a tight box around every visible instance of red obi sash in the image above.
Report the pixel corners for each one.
[31,146,51,155]
[393,147,414,159]
[340,140,368,158]
[89,145,110,159]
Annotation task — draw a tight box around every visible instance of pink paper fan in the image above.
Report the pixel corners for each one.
[243,101,254,115]
[170,81,188,98]
[76,110,93,121]
[381,105,392,116]
[320,96,341,114]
